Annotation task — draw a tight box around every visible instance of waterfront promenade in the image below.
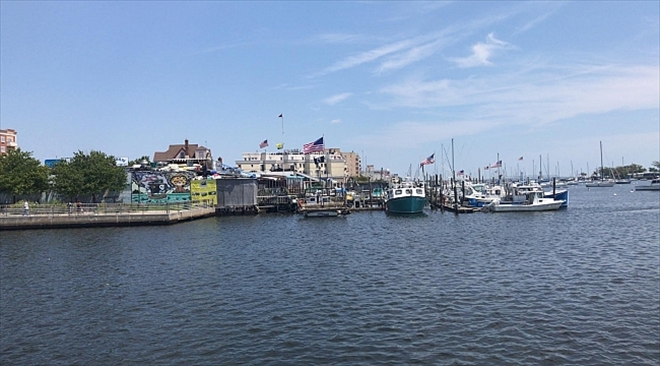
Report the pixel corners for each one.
[0,203,215,230]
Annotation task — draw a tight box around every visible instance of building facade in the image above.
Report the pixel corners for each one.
[235,149,348,183]
[0,129,18,155]
[153,139,213,169]
[341,151,361,178]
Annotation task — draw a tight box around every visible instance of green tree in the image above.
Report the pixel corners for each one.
[52,150,127,200]
[0,148,50,196]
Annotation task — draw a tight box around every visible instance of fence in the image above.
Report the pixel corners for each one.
[0,201,215,217]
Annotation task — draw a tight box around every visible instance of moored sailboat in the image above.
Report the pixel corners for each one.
[585,141,614,187]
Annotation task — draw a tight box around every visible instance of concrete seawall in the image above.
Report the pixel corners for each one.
[0,207,216,230]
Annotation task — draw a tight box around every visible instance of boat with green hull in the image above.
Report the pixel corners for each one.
[385,181,427,214]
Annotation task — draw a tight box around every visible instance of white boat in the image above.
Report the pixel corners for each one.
[385,180,427,214]
[635,179,660,191]
[585,180,615,187]
[462,182,506,207]
[486,184,563,212]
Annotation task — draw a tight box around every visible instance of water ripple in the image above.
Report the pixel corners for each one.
[1,186,659,365]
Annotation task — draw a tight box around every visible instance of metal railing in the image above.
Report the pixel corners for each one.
[0,201,215,217]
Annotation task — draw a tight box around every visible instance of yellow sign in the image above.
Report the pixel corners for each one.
[190,179,217,205]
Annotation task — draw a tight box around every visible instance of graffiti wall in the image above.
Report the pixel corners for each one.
[131,171,197,204]
[191,179,218,205]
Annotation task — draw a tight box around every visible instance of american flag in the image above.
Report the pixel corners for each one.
[490,160,502,168]
[302,137,324,154]
[420,153,435,166]
[259,139,268,148]
[457,170,464,176]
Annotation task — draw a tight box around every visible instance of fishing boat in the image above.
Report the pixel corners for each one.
[585,141,614,187]
[634,179,660,191]
[385,180,427,214]
[486,184,563,212]
[486,189,563,212]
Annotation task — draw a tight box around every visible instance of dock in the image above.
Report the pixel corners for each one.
[0,204,216,230]
[430,201,482,213]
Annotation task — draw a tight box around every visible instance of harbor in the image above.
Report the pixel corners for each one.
[3,177,658,230]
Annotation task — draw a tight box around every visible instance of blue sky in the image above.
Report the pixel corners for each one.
[1,1,658,178]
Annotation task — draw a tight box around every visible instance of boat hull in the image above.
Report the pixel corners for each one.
[303,209,341,217]
[635,185,660,191]
[385,196,427,214]
[544,189,569,208]
[488,200,563,212]
[585,181,614,187]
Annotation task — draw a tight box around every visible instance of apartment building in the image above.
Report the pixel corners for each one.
[235,149,348,182]
[0,129,18,155]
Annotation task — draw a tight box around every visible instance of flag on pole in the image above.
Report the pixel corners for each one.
[278,114,283,118]
[490,160,502,168]
[276,142,284,149]
[457,170,464,176]
[420,153,435,166]
[302,137,324,154]
[518,156,523,161]
[259,139,268,148]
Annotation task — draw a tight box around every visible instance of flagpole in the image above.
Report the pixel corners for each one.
[280,114,284,143]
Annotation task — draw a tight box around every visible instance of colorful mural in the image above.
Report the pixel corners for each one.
[191,179,218,205]
[131,171,197,204]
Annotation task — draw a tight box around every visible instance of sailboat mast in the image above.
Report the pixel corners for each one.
[600,141,604,181]
[452,138,458,213]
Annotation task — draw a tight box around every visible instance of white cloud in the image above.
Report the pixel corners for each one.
[331,119,342,124]
[321,39,417,75]
[323,92,352,105]
[450,33,513,68]
[376,38,447,73]
[379,64,659,121]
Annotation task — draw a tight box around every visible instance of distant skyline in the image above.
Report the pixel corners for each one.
[1,1,658,178]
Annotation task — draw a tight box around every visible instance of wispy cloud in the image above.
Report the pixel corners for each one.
[331,119,342,124]
[514,11,555,35]
[320,39,417,75]
[450,33,514,68]
[380,64,658,118]
[376,38,448,73]
[316,33,366,44]
[323,92,353,105]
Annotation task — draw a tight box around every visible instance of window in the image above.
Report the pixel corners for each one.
[0,136,4,142]
[1,146,5,153]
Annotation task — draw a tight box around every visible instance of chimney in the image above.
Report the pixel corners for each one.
[184,139,189,158]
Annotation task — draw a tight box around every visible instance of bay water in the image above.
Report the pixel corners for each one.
[1,184,658,365]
